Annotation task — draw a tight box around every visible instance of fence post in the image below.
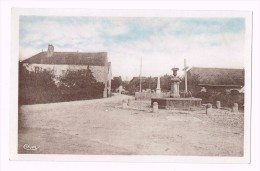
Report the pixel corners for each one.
[127,99,132,106]
[153,102,158,113]
[122,99,127,109]
[206,103,212,114]
[216,101,221,109]
[232,103,238,113]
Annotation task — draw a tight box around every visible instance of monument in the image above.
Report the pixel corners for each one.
[151,63,202,109]
[183,58,189,94]
[170,67,181,98]
[156,76,161,94]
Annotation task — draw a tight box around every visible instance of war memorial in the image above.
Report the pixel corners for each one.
[151,67,202,109]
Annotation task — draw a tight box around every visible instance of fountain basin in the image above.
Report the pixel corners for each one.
[151,97,202,109]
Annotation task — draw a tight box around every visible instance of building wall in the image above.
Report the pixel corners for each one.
[23,63,111,97]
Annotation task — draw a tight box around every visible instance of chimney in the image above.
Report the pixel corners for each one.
[47,44,54,57]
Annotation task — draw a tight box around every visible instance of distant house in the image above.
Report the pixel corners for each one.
[21,44,112,98]
[187,67,244,93]
[115,85,125,94]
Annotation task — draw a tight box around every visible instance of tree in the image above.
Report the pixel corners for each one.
[19,63,105,104]
[122,80,129,89]
[160,74,172,91]
[125,76,159,94]
[19,62,59,104]
[59,67,105,100]
[179,73,201,97]
[111,76,122,91]
[143,76,157,90]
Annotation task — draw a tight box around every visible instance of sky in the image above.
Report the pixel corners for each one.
[19,16,245,80]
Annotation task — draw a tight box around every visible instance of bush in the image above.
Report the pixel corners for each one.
[111,76,122,91]
[59,68,105,101]
[196,90,244,108]
[19,63,60,104]
[19,63,105,105]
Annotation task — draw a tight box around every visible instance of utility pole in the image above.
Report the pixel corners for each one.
[139,56,142,93]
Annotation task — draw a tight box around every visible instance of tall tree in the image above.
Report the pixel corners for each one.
[111,76,123,91]
[59,67,105,99]
[160,74,172,91]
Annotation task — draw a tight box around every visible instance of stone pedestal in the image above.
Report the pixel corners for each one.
[170,68,181,98]
[170,81,180,98]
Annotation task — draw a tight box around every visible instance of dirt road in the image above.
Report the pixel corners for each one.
[18,93,244,156]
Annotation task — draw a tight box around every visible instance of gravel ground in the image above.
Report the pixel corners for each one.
[18,94,244,156]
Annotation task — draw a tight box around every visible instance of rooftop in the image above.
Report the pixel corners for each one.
[22,51,108,66]
[188,67,244,86]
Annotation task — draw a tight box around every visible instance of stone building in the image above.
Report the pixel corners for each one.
[187,67,244,93]
[21,44,112,97]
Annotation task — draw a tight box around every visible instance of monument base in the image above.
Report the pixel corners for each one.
[156,88,161,94]
[151,97,202,109]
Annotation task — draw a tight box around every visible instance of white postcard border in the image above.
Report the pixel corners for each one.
[10,8,252,163]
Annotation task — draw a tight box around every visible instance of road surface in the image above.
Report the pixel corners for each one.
[18,93,244,156]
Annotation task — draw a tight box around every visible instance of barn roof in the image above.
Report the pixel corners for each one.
[188,67,244,86]
[22,51,108,66]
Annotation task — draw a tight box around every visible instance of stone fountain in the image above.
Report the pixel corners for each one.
[151,67,202,109]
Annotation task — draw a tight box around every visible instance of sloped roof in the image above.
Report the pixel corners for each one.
[22,51,108,66]
[188,67,244,86]
[130,76,150,83]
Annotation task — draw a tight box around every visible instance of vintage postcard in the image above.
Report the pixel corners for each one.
[10,9,252,163]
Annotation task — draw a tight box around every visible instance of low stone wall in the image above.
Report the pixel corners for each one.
[151,97,202,109]
[135,92,170,101]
